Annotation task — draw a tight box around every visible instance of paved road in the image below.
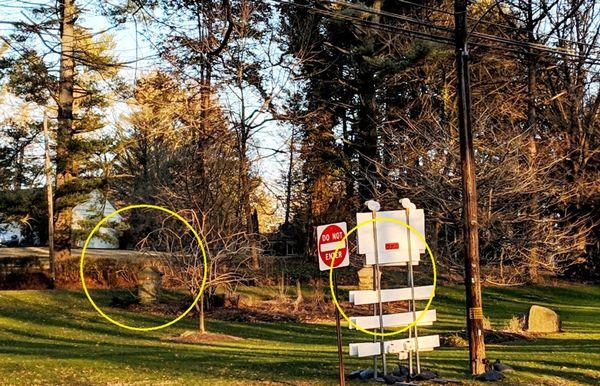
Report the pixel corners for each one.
[0,247,156,261]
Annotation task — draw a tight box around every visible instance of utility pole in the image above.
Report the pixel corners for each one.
[43,113,55,289]
[454,0,486,375]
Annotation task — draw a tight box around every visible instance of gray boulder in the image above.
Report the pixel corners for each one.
[493,359,513,372]
[359,368,375,380]
[526,305,561,333]
[474,370,505,382]
[383,374,406,384]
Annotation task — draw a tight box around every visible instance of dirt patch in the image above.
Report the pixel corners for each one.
[209,298,411,324]
[210,306,300,323]
[107,292,190,317]
[162,331,243,344]
[99,291,413,325]
[125,301,188,316]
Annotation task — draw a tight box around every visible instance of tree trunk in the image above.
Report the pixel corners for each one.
[43,113,56,288]
[197,295,206,334]
[355,0,383,202]
[238,147,259,269]
[249,208,260,270]
[526,0,540,283]
[293,279,303,312]
[54,0,76,262]
[284,131,295,226]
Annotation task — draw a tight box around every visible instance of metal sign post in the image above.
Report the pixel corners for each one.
[332,271,345,386]
[349,199,440,379]
[403,199,421,375]
[367,200,386,377]
[316,222,349,385]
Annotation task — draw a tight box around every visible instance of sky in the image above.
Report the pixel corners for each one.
[0,0,292,222]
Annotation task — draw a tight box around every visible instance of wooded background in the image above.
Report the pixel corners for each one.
[0,0,598,286]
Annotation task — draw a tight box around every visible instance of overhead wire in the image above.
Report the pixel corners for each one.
[281,0,600,67]
[276,0,600,79]
[279,1,454,46]
[331,0,600,52]
[315,0,600,63]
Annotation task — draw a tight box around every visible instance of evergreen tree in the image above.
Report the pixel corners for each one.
[1,0,123,264]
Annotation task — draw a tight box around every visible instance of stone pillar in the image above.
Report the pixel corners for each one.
[357,266,374,290]
[138,266,162,305]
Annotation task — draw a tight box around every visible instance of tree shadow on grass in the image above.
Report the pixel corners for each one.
[0,296,165,342]
[1,287,598,385]
[513,362,599,385]
[0,329,343,383]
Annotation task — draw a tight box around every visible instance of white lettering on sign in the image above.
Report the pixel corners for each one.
[316,222,349,271]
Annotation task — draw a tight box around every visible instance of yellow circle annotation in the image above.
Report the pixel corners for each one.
[328,216,437,337]
[79,204,207,332]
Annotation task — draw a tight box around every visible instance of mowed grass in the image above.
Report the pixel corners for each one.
[0,284,598,385]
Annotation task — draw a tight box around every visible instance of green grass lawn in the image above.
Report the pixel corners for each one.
[0,284,598,385]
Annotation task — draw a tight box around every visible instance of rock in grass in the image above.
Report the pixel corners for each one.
[474,370,505,381]
[383,374,406,384]
[393,365,410,377]
[413,370,438,381]
[348,369,362,380]
[493,359,513,372]
[359,368,375,380]
[526,305,561,333]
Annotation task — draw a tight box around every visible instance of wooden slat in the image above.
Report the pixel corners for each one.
[349,310,436,330]
[349,285,434,305]
[349,335,440,357]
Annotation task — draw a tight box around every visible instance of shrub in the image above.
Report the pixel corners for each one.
[445,333,468,347]
[483,315,492,330]
[504,315,526,333]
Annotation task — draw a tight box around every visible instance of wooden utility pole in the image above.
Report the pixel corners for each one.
[454,0,486,375]
[43,113,56,288]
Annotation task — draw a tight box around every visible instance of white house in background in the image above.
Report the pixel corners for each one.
[72,190,123,249]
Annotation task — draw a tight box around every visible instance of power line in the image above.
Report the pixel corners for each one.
[322,0,455,35]
[280,1,454,46]
[285,0,600,65]
[277,0,600,76]
[324,0,600,62]
[324,0,600,52]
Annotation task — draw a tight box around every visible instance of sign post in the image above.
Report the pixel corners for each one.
[348,199,440,379]
[333,271,345,386]
[401,198,421,374]
[366,200,385,377]
[317,222,349,386]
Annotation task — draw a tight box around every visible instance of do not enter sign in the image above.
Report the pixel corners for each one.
[317,222,349,271]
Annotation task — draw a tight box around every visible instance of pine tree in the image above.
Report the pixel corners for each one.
[2,0,123,266]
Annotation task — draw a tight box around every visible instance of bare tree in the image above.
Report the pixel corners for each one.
[139,210,254,333]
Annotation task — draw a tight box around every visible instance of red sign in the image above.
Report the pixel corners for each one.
[385,242,399,250]
[317,222,349,271]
